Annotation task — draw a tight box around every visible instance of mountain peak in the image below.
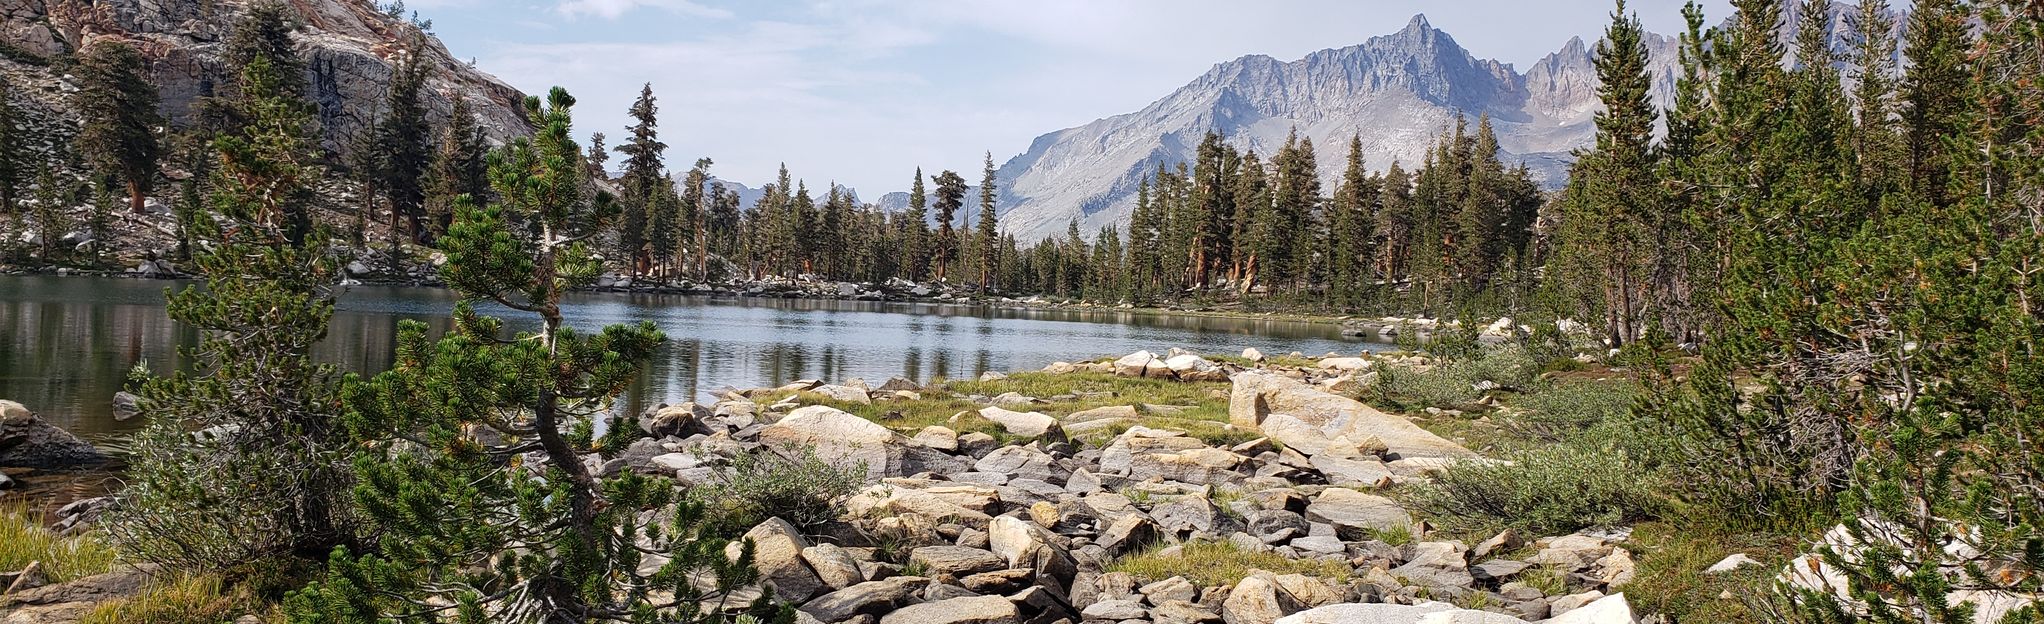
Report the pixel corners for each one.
[1403,14,1434,33]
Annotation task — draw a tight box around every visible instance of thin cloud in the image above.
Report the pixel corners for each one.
[555,0,733,20]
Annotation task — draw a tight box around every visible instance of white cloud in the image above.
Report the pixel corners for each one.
[554,0,733,20]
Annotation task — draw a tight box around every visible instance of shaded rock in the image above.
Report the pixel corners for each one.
[1153,495,1229,534]
[801,577,929,622]
[1083,598,1150,621]
[1242,348,1267,363]
[0,401,104,468]
[1097,513,1161,555]
[111,392,141,421]
[1247,510,1309,543]
[641,402,713,438]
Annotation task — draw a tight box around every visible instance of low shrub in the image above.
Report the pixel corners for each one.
[1402,444,1663,536]
[1504,379,1641,443]
[1371,345,1542,412]
[705,446,866,529]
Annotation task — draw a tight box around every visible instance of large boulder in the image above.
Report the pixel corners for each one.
[1546,593,1637,624]
[1228,372,1473,460]
[908,546,1006,577]
[758,405,964,479]
[1304,488,1410,538]
[727,518,826,602]
[801,577,929,622]
[0,401,105,468]
[878,595,1020,624]
[974,406,1061,439]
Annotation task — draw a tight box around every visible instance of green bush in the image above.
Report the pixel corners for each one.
[1371,345,1542,412]
[1402,444,1663,536]
[706,446,866,529]
[1505,380,1642,443]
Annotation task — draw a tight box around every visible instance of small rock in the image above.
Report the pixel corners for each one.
[1705,553,1760,574]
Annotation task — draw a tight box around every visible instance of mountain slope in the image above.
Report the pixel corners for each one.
[0,0,531,152]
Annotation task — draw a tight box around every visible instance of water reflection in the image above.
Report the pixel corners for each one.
[0,275,1383,437]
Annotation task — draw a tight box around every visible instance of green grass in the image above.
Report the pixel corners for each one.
[1108,540,1352,587]
[78,574,254,624]
[765,372,1251,446]
[0,504,118,584]
[1618,519,1799,623]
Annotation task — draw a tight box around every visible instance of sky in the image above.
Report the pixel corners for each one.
[408,0,1735,197]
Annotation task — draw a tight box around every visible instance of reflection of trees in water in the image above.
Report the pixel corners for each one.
[2,276,1379,435]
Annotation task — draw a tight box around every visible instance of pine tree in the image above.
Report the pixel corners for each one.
[1899,0,1971,203]
[424,97,490,240]
[1849,0,1904,204]
[615,84,666,276]
[286,87,786,624]
[682,158,712,280]
[86,178,116,266]
[1232,150,1270,291]
[30,164,64,263]
[104,44,353,569]
[1556,0,1660,346]
[1330,134,1377,305]
[930,169,965,282]
[371,45,432,245]
[902,168,930,281]
[975,152,999,290]
[75,40,163,214]
[585,131,609,178]
[206,1,304,136]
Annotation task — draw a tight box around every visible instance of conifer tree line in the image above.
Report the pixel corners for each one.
[1570,0,2044,621]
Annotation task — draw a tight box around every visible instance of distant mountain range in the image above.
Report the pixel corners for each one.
[716,5,1890,242]
[929,4,1883,242]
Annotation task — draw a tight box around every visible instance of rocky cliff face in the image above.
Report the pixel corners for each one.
[0,0,529,152]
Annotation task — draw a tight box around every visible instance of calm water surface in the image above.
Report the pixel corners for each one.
[0,275,1382,437]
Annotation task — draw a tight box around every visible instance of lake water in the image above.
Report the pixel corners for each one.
[0,275,1383,437]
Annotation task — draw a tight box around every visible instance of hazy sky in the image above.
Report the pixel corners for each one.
[410,0,1735,196]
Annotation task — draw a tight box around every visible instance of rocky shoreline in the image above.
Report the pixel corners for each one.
[2,348,1672,624]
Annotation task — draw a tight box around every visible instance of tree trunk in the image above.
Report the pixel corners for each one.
[127,180,145,214]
